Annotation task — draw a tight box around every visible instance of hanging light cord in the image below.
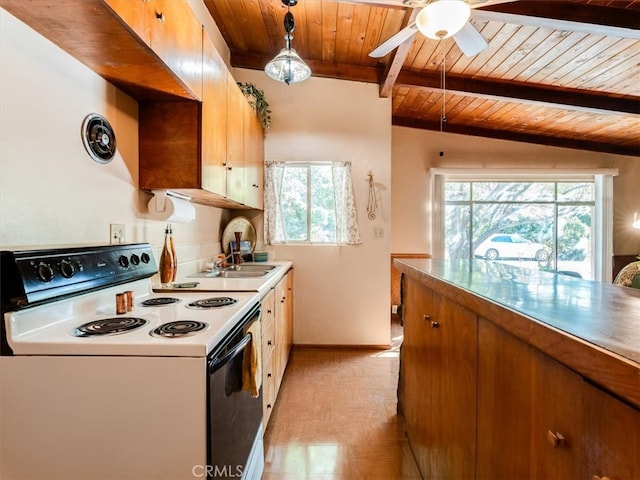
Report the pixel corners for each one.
[440,38,447,133]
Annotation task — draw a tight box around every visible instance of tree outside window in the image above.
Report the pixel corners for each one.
[445,181,595,279]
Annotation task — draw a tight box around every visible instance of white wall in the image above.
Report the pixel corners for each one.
[234,69,392,347]
[391,126,640,256]
[0,9,223,273]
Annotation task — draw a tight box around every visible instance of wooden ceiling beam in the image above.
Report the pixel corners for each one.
[379,8,419,98]
[232,53,639,116]
[396,70,640,115]
[474,1,640,40]
[392,116,640,157]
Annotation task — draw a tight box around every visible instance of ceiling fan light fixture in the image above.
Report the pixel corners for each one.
[416,0,471,40]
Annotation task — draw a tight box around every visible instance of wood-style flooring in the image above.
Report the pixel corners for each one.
[263,320,422,479]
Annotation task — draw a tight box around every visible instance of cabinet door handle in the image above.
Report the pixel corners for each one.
[267,373,272,378]
[155,11,165,22]
[431,321,439,328]
[547,430,566,448]
[267,340,272,346]
[267,309,272,314]
[423,314,430,321]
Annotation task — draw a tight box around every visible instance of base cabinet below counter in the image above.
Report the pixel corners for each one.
[477,317,583,479]
[401,274,640,480]
[261,270,293,427]
[402,278,477,479]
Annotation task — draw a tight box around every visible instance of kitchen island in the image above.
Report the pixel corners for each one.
[395,258,640,480]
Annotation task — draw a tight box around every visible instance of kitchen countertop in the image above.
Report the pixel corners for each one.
[153,261,293,298]
[395,258,640,407]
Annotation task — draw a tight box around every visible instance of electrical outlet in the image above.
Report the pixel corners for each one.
[372,226,384,238]
[110,224,126,245]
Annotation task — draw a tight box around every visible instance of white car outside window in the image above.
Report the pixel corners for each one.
[473,234,550,261]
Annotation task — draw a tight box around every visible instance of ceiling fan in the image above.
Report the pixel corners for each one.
[364,0,517,58]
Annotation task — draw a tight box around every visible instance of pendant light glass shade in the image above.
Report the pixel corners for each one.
[416,0,471,40]
[264,1,311,85]
[264,42,311,85]
[633,211,640,229]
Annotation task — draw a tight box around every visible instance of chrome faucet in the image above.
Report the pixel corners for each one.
[214,253,235,270]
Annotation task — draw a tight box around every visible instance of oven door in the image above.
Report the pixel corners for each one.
[207,303,263,480]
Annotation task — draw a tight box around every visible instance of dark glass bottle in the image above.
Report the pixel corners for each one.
[159,224,174,285]
[168,224,177,282]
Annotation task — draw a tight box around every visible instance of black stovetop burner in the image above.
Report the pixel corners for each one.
[73,317,148,337]
[150,320,208,338]
[141,297,180,307]
[186,297,238,310]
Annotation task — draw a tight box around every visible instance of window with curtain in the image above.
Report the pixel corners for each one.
[264,161,362,245]
[429,169,617,282]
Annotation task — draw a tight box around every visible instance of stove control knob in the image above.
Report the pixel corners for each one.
[130,254,140,266]
[37,263,55,282]
[118,255,130,268]
[141,252,151,264]
[60,259,76,278]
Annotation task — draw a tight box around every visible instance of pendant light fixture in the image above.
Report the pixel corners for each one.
[264,0,311,85]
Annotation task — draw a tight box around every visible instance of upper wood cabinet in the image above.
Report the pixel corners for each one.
[147,0,203,99]
[104,0,152,45]
[138,26,265,209]
[201,31,228,198]
[0,0,201,101]
[106,0,203,99]
[3,0,265,207]
[226,76,246,205]
[244,105,265,210]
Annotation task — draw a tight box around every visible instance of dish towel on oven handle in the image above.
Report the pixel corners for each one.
[242,320,262,398]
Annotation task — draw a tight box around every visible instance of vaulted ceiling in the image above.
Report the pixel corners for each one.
[204,0,640,156]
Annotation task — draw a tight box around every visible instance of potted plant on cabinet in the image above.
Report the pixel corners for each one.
[237,82,271,130]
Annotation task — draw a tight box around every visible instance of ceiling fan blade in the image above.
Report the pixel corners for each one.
[369,23,418,58]
[453,21,488,56]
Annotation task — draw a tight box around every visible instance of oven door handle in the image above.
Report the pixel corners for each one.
[208,332,252,374]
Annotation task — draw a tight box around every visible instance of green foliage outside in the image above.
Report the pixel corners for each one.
[445,181,594,269]
[278,165,336,243]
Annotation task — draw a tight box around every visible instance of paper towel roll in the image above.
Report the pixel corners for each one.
[148,191,196,223]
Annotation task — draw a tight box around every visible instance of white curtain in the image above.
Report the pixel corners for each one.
[264,161,286,245]
[264,161,362,245]
[332,161,362,245]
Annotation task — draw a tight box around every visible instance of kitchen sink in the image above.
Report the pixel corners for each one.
[225,264,276,272]
[188,263,276,279]
[218,270,269,278]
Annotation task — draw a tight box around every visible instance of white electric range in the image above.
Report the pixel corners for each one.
[0,243,264,480]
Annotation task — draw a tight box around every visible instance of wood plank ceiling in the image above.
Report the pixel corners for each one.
[204,0,640,156]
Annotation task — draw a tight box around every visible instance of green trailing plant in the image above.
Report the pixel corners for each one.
[237,82,271,130]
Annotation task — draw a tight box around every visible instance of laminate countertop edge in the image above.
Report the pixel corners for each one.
[395,258,640,409]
